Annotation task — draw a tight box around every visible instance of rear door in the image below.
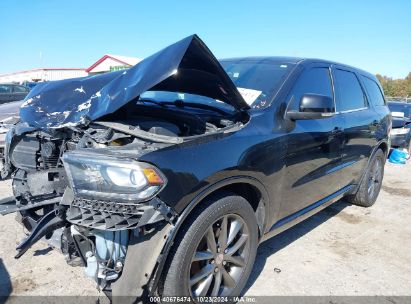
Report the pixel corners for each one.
[332,67,376,186]
[280,65,345,218]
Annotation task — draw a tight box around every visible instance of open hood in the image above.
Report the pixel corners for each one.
[20,35,249,129]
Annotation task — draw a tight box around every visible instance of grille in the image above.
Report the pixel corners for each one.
[66,198,164,231]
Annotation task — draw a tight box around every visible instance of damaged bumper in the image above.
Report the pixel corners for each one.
[1,183,177,301]
[1,204,174,304]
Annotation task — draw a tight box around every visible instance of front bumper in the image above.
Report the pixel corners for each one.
[0,192,176,302]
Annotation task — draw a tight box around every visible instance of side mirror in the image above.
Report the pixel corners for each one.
[287,93,335,120]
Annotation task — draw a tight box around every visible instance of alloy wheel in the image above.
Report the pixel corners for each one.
[189,214,250,298]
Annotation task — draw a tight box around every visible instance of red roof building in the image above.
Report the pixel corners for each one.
[86,54,141,74]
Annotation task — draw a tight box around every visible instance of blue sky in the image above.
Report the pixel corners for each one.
[1,0,410,78]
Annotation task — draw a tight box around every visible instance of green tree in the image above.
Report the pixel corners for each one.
[376,72,411,98]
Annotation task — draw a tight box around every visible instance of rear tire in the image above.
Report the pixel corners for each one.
[347,149,385,207]
[159,192,258,300]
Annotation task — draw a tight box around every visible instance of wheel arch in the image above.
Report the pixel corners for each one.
[150,176,269,294]
[349,140,388,196]
[180,176,269,237]
[377,140,389,158]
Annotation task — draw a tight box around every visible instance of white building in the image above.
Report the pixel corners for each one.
[0,68,87,83]
[0,54,141,83]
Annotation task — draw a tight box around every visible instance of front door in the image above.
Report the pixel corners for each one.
[279,66,344,219]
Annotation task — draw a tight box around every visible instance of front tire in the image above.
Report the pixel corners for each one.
[160,192,258,300]
[348,149,385,207]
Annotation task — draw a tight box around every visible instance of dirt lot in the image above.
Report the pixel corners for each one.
[0,162,410,300]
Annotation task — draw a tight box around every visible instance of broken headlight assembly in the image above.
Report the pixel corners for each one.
[63,151,167,202]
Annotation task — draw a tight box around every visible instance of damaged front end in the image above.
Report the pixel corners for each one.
[0,34,249,302]
[3,121,178,299]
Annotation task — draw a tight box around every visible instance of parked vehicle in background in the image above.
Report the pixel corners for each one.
[0,83,30,104]
[0,35,391,302]
[0,100,22,179]
[22,82,40,90]
[388,101,411,153]
[388,101,411,119]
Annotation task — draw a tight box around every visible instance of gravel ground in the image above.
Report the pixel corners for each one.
[0,161,410,300]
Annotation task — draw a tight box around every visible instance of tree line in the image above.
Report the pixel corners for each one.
[376,72,411,98]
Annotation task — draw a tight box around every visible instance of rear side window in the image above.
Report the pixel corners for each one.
[333,69,366,112]
[361,76,385,106]
[287,67,333,111]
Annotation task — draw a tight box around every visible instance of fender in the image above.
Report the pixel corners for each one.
[148,175,270,295]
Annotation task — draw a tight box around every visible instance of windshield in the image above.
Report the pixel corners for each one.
[140,59,294,111]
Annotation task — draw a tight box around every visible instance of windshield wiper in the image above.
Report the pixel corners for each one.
[137,98,232,115]
[167,100,232,115]
[137,98,169,108]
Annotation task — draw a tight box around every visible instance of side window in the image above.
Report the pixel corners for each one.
[288,67,333,111]
[361,76,385,106]
[13,85,28,93]
[0,85,12,93]
[333,69,367,112]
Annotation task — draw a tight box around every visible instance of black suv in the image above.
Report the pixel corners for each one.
[0,35,391,302]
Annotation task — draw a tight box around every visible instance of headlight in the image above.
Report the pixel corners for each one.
[391,128,410,135]
[63,151,167,203]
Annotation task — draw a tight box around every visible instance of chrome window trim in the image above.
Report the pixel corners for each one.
[335,107,368,115]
